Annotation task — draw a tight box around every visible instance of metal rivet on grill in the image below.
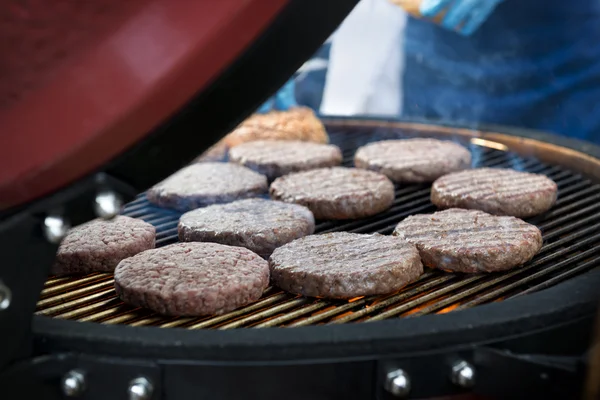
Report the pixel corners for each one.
[384,369,411,397]
[94,191,123,220]
[43,215,70,244]
[0,280,11,310]
[450,360,476,388]
[129,376,154,400]
[61,369,86,397]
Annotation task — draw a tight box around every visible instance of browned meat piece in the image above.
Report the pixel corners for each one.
[431,168,557,218]
[393,208,543,273]
[269,232,423,298]
[270,167,395,220]
[114,242,269,316]
[52,216,155,275]
[224,106,329,147]
[354,138,471,183]
[229,140,342,180]
[147,162,268,212]
[178,198,315,258]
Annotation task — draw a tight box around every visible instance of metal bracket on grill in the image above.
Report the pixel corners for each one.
[0,346,589,400]
[0,173,137,371]
[1,353,160,400]
[376,347,586,399]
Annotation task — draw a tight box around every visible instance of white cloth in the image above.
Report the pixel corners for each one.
[319,0,406,117]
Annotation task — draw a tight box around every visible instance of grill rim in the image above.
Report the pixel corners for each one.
[32,118,600,362]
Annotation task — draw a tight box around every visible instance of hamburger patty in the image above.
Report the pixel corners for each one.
[147,162,268,212]
[269,232,423,298]
[52,216,155,275]
[269,167,395,220]
[114,242,269,316]
[229,140,343,180]
[393,208,543,273]
[178,198,315,257]
[431,168,558,218]
[223,106,329,147]
[354,139,472,183]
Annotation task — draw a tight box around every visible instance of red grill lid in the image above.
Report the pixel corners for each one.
[0,0,289,210]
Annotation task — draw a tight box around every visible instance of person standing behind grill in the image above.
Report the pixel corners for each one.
[261,0,600,144]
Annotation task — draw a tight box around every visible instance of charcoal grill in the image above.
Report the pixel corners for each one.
[35,122,600,329]
[1,0,600,398]
[5,119,596,400]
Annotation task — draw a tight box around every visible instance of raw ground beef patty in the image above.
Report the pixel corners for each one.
[269,167,395,220]
[354,139,472,183]
[147,162,268,212]
[431,167,558,218]
[178,198,315,257]
[269,232,423,298]
[52,216,155,275]
[114,242,270,316]
[393,208,543,273]
[228,140,342,180]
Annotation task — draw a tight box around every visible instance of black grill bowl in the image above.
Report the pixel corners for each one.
[16,119,600,400]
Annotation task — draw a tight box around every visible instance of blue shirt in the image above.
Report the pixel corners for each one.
[402,0,600,142]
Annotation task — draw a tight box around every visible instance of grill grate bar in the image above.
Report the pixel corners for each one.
[541,193,600,220]
[37,128,600,329]
[37,288,115,317]
[456,244,600,310]
[290,273,449,326]
[37,279,115,309]
[40,273,112,299]
[129,317,166,327]
[366,276,484,321]
[407,236,600,316]
[552,183,599,207]
[57,298,124,321]
[542,223,600,251]
[558,179,595,196]
[253,302,332,328]
[539,202,600,231]
[287,271,440,327]
[102,311,154,325]
[44,276,72,287]
[188,292,292,329]
[512,258,600,297]
[218,298,312,329]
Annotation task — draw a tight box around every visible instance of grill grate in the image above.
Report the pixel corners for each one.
[36,127,600,329]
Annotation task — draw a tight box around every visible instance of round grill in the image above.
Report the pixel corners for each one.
[35,120,600,329]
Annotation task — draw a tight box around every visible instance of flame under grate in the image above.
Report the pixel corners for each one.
[36,127,600,329]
